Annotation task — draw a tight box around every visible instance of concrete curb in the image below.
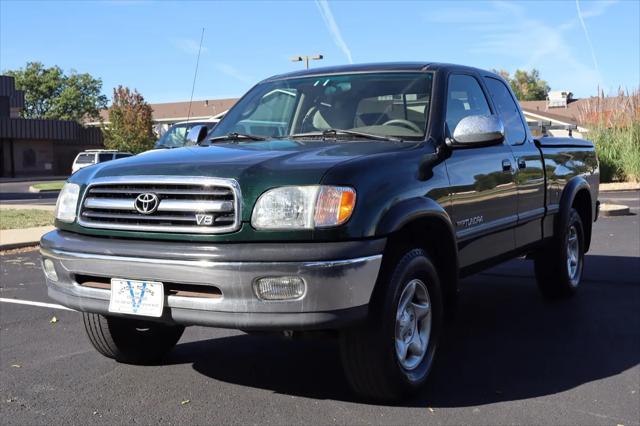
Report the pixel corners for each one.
[0,241,40,251]
[28,186,60,193]
[600,203,631,217]
[600,182,640,192]
[0,176,67,184]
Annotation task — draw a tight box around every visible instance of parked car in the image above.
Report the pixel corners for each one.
[42,63,599,401]
[71,150,132,174]
[153,119,219,149]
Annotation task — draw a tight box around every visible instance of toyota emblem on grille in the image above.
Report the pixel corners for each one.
[135,193,159,214]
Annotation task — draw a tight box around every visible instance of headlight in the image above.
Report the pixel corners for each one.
[251,186,356,230]
[55,183,80,223]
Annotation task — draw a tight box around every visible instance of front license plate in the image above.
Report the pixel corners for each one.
[108,279,164,318]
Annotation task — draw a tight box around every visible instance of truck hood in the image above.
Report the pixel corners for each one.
[71,139,417,220]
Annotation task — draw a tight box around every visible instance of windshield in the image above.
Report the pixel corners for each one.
[156,122,215,148]
[211,72,433,141]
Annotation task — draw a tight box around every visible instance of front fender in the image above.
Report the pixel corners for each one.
[376,197,455,238]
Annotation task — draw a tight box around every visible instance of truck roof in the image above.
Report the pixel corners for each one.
[263,62,497,82]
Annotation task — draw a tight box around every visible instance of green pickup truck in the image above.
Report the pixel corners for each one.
[41,62,599,400]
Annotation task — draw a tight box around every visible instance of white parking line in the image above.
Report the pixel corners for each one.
[0,297,75,311]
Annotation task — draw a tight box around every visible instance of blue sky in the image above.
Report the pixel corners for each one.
[1,0,638,104]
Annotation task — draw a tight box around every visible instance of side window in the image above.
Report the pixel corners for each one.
[484,77,527,145]
[446,74,491,134]
[115,153,131,159]
[235,89,298,137]
[98,153,113,163]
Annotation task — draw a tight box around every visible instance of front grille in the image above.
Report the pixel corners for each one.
[78,176,241,234]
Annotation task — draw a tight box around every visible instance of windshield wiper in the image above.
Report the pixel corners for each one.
[208,132,268,143]
[289,129,402,142]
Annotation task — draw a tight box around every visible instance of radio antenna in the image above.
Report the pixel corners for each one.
[186,27,205,123]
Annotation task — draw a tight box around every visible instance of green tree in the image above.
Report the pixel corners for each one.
[3,62,107,122]
[492,68,550,101]
[102,86,155,154]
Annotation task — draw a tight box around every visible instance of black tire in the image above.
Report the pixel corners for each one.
[83,313,184,364]
[534,208,585,299]
[339,248,443,401]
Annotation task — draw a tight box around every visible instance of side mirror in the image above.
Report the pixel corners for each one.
[450,115,505,147]
[185,125,208,146]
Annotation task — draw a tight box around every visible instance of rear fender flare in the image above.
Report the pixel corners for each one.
[557,176,592,249]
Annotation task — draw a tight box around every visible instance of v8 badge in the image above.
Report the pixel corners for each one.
[196,214,214,226]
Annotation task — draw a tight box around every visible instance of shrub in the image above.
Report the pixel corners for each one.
[578,89,640,182]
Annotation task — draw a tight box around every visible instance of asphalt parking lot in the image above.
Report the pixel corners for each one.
[1,192,638,425]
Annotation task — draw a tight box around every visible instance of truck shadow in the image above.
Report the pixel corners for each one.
[167,254,640,406]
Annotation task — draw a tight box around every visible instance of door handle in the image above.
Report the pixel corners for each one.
[502,159,512,172]
[518,158,527,169]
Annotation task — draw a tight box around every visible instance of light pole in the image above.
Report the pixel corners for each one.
[291,54,324,69]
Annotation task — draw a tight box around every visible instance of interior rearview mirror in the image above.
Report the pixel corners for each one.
[185,125,208,146]
[450,115,505,147]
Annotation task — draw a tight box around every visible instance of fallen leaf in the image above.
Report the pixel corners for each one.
[11,364,21,368]
[181,399,190,405]
[50,316,58,324]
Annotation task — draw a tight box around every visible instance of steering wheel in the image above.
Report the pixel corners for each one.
[382,119,422,133]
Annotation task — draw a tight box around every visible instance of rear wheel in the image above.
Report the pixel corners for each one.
[83,313,184,364]
[534,208,585,299]
[339,248,443,401]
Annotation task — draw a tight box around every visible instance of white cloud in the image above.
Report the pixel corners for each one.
[315,0,353,64]
[214,63,252,84]
[171,37,208,55]
[424,1,614,95]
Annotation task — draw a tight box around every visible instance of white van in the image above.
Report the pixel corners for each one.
[71,150,132,174]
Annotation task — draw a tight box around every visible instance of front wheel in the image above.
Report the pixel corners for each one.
[83,313,184,364]
[340,248,443,401]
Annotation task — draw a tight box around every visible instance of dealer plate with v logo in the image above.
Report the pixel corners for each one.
[108,278,164,318]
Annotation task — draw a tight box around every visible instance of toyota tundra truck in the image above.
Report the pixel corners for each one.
[41,63,599,400]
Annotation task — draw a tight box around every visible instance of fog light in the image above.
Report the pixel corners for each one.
[42,259,58,282]
[253,276,306,301]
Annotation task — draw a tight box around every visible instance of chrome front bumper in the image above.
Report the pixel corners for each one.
[40,231,384,330]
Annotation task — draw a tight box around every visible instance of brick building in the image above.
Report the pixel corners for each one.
[0,75,103,177]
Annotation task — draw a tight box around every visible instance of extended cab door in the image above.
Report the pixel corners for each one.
[483,76,546,248]
[444,73,518,270]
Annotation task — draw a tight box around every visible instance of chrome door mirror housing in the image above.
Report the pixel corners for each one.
[185,125,208,146]
[450,115,505,147]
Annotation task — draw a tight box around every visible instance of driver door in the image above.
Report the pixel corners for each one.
[444,73,518,270]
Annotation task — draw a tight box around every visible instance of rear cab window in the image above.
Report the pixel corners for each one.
[445,74,491,135]
[484,77,527,145]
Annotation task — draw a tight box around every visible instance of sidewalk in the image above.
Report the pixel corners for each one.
[0,204,56,211]
[0,226,53,250]
[600,182,640,192]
